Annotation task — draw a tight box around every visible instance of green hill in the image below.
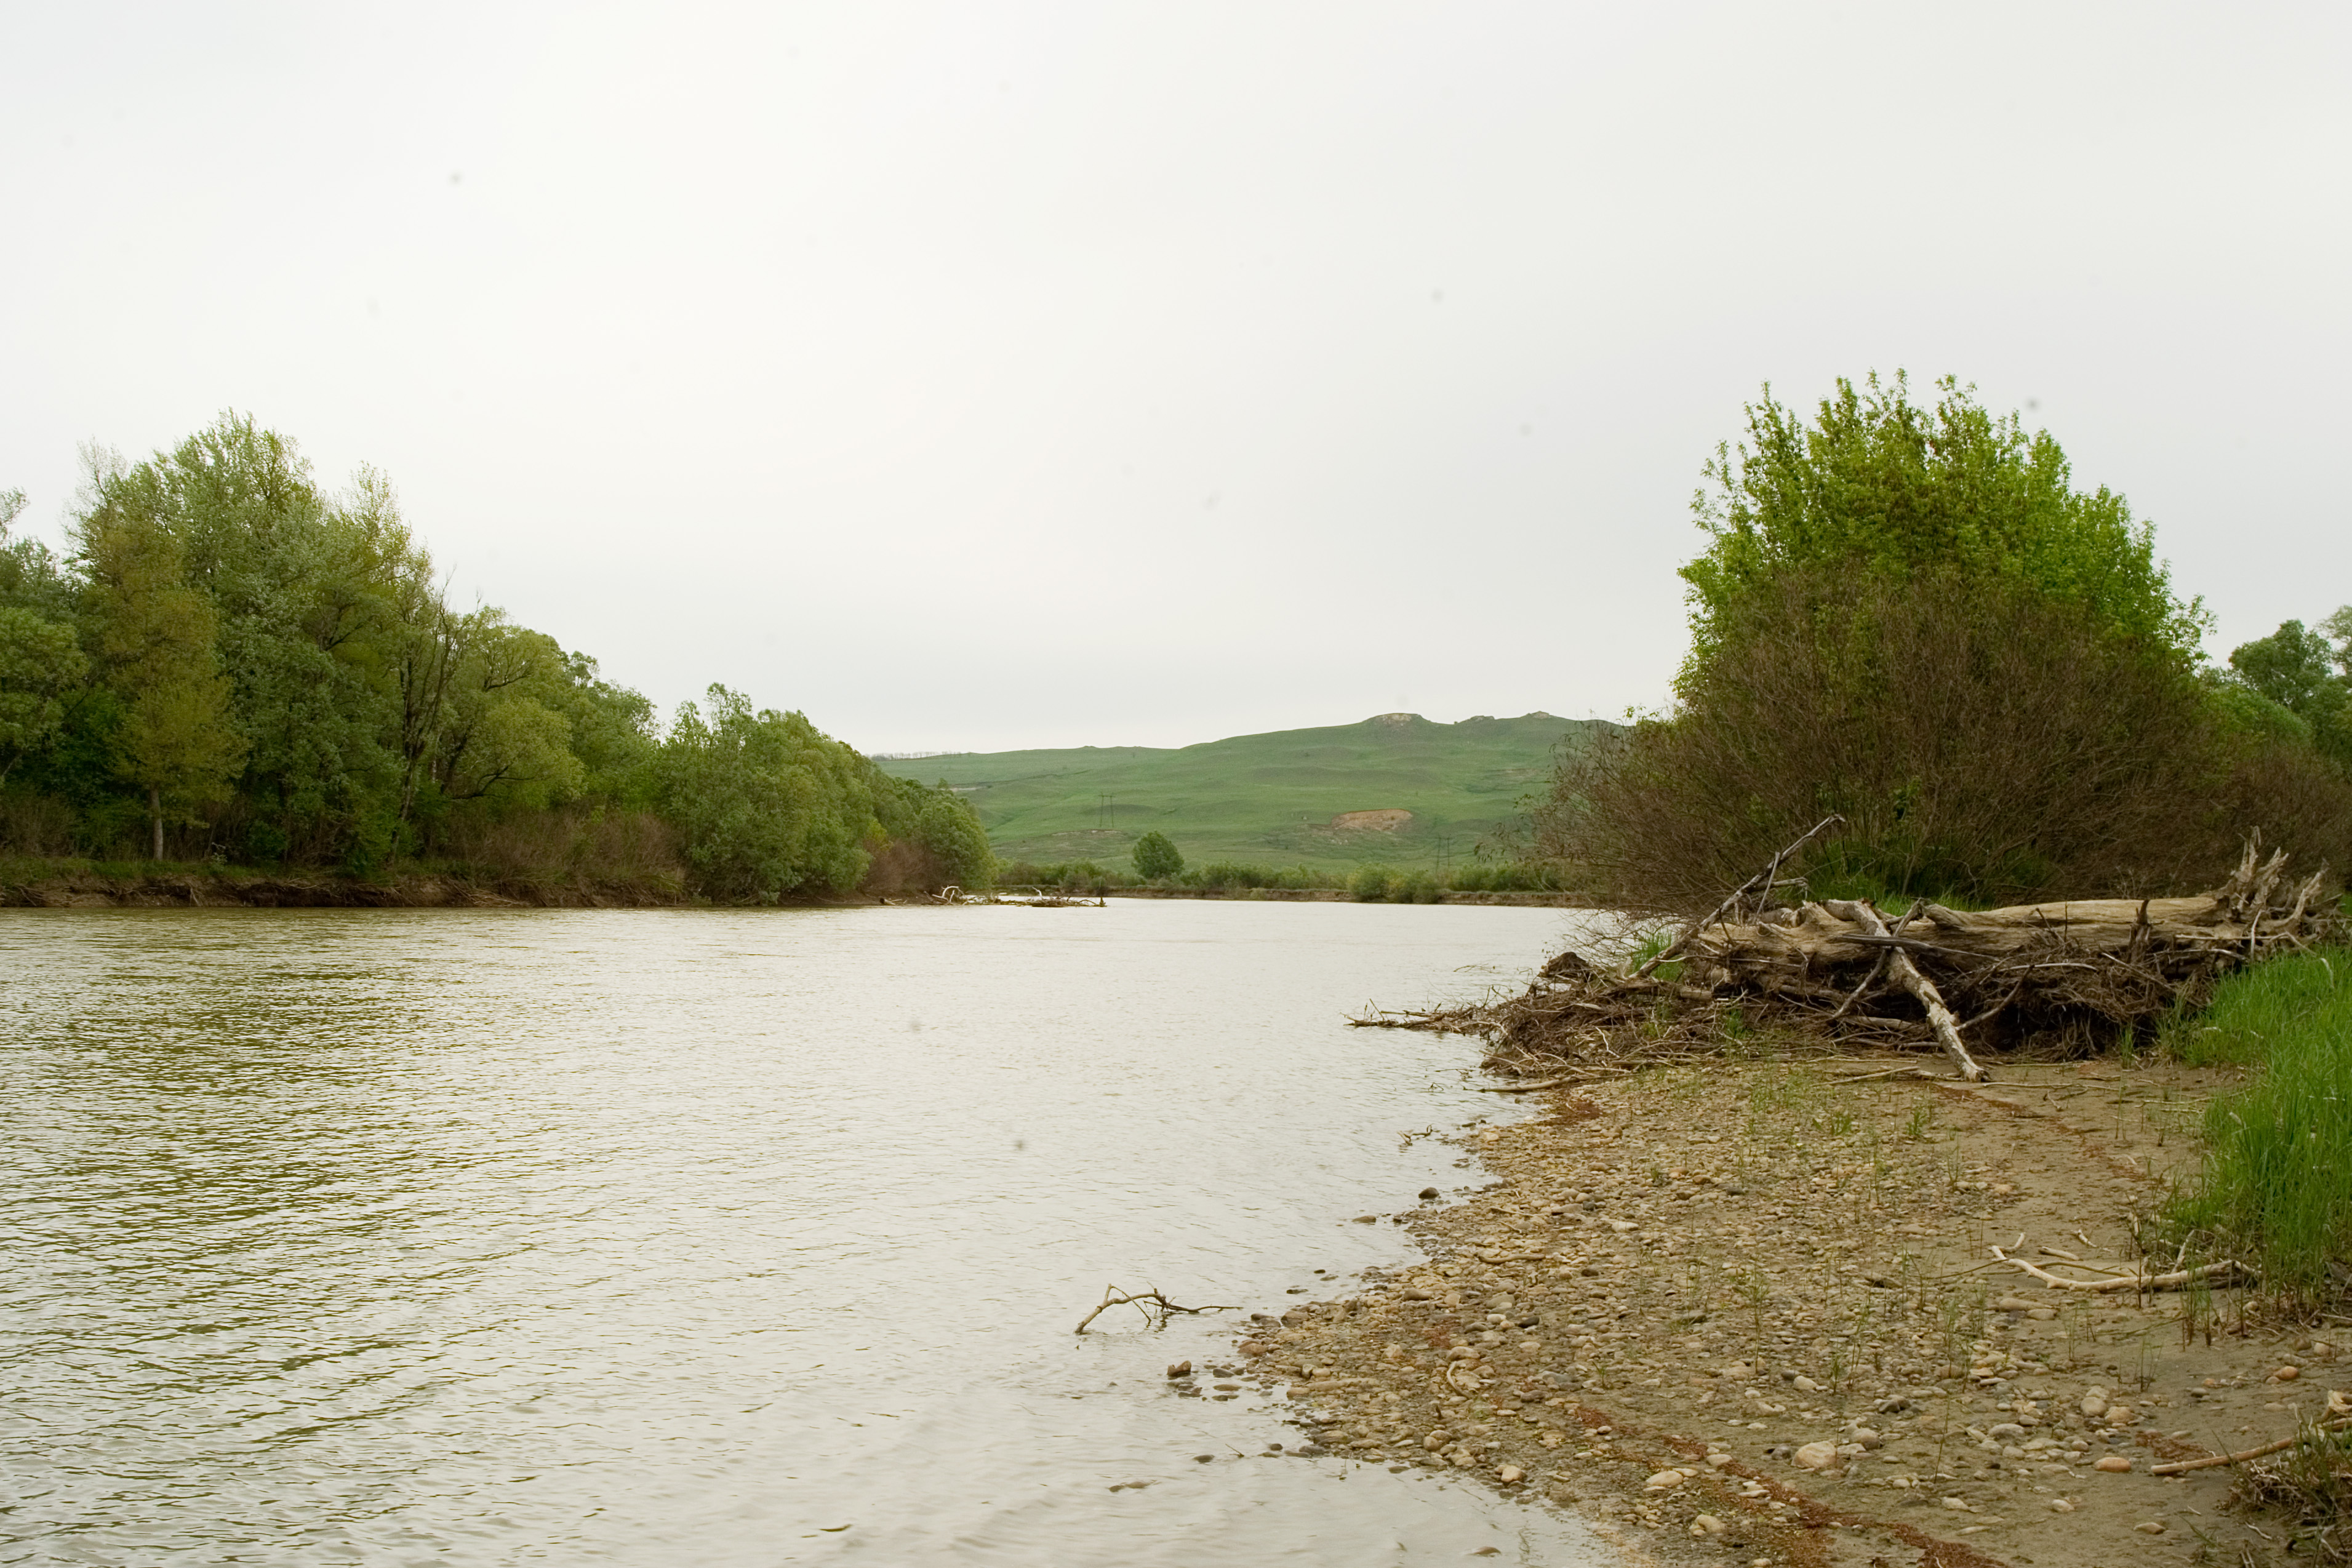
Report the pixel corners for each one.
[875,712,1612,874]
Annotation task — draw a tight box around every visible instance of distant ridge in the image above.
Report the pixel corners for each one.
[876,712,1615,872]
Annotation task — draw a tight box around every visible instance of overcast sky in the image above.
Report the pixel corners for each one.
[4,3,2346,753]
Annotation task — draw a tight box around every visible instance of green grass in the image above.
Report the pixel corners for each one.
[877,711,1611,874]
[2160,951,2352,1303]
[2162,951,2349,1068]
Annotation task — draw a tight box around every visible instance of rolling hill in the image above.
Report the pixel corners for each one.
[875,712,1613,874]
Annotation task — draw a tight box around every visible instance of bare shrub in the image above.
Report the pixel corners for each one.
[438,806,684,889]
[1535,569,2345,911]
[860,835,954,895]
[0,792,78,857]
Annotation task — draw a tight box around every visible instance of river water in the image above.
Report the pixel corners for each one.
[2,901,1614,1566]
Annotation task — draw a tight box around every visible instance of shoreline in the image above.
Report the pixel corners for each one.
[1243,1054,2330,1567]
[0,868,694,909]
[1102,887,1593,907]
[0,868,1594,911]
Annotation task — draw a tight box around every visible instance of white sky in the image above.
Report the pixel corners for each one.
[4,2,2346,753]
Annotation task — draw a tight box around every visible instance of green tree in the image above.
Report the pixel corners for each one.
[1539,374,2322,907]
[2230,618,2352,764]
[0,607,87,786]
[428,613,585,817]
[656,686,879,902]
[1681,372,2207,690]
[77,417,412,862]
[1132,830,1183,879]
[74,497,246,858]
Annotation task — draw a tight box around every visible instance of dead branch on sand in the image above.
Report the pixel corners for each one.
[1990,1246,2246,1293]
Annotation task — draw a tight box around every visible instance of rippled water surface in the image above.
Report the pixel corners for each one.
[2,901,1613,1565]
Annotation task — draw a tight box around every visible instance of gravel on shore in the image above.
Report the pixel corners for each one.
[1238,1057,2337,1567]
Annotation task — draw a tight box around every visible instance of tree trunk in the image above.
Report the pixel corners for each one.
[150,786,163,862]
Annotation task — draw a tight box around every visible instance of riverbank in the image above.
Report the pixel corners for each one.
[1247,1055,2332,1568]
[0,864,692,908]
[1102,886,1591,907]
[0,863,1591,911]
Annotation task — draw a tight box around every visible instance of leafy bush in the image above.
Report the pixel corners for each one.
[1397,871,1441,903]
[1131,830,1183,880]
[1538,566,2339,910]
[1180,860,1342,891]
[657,686,990,902]
[1350,865,1396,902]
[996,858,1132,892]
[1531,375,2352,912]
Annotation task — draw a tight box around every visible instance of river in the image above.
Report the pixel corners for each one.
[2,900,1614,1566]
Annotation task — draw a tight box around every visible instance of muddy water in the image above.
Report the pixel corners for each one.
[1,902,1613,1565]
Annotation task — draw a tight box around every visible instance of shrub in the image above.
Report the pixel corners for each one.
[1182,860,1343,891]
[1350,865,1396,902]
[997,858,1132,892]
[1398,871,1441,903]
[1132,830,1183,881]
[1535,568,2318,910]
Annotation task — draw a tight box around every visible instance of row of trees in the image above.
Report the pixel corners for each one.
[1537,374,2352,909]
[0,414,990,900]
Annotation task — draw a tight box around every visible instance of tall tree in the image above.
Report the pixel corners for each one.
[1538,374,2332,907]
[1680,372,2207,690]
[74,490,246,858]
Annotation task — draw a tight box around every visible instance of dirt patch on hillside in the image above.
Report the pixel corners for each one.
[1239,1057,2337,1567]
[1330,809,1415,831]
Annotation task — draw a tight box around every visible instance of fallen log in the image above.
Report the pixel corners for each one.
[1822,898,1983,1081]
[1360,830,2335,1074]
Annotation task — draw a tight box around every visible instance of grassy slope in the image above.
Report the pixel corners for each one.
[877,711,1612,873]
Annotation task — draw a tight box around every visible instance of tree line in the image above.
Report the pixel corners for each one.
[0,413,991,900]
[1536,373,2352,909]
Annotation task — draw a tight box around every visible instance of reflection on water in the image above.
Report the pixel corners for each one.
[1,902,1612,1565]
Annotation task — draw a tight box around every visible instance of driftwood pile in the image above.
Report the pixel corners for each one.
[1363,824,2336,1080]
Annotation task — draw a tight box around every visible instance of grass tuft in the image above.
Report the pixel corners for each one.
[2161,951,2352,1304]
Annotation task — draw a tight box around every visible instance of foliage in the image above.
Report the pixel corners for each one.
[1350,865,1397,902]
[1396,870,1441,903]
[996,858,1132,892]
[1543,569,2271,907]
[0,608,86,785]
[658,686,922,902]
[0,413,992,895]
[2229,612,2352,766]
[1681,372,2207,690]
[1130,830,1183,880]
[1177,861,1342,890]
[1542,375,2352,911]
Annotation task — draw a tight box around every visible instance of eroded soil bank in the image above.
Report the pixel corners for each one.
[1242,1058,2335,1568]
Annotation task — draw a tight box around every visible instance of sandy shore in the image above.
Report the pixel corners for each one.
[1238,1055,2336,1567]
